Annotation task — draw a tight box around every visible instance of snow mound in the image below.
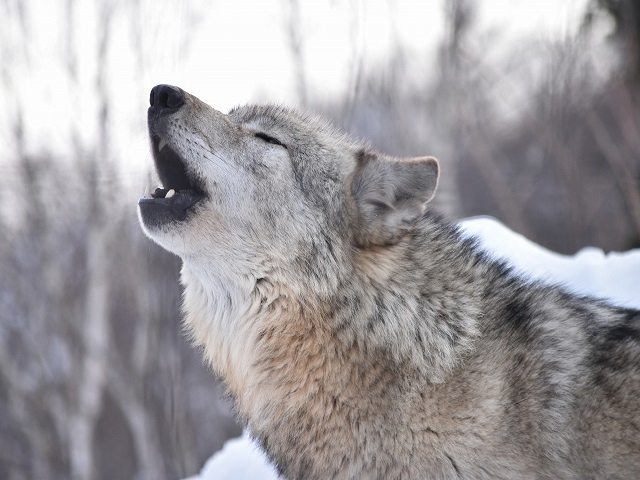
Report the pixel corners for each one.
[459,216,640,309]
[183,432,280,480]
[186,216,640,480]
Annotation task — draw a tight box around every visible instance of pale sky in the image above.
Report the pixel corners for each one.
[1,0,598,190]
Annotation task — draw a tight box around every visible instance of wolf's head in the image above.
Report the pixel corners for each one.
[138,84,439,292]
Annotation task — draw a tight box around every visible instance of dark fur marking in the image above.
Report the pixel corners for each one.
[501,293,537,342]
[445,453,462,477]
[365,295,388,332]
[355,148,369,166]
[374,295,387,325]
[589,309,640,386]
[320,230,340,267]
[333,290,360,333]
[606,323,638,342]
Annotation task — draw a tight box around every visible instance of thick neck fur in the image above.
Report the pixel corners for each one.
[181,213,498,478]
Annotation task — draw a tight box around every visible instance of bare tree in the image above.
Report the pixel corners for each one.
[315,1,638,252]
[587,0,640,80]
[283,0,308,106]
[0,2,241,479]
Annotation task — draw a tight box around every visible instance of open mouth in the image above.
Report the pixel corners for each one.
[138,136,206,222]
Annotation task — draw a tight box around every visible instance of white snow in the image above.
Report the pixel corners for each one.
[458,216,640,309]
[183,432,280,480]
[185,216,640,480]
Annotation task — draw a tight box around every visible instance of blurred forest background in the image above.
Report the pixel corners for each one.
[1,0,639,479]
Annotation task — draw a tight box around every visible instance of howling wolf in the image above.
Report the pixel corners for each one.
[138,85,640,480]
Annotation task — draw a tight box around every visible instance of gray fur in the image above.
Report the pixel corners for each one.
[139,86,640,480]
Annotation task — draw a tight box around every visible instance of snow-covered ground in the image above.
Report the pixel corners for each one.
[186,216,640,480]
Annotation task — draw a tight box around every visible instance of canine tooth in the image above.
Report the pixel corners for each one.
[166,189,176,198]
[159,139,167,151]
[144,185,151,198]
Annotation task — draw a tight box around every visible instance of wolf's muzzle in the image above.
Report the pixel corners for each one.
[140,84,206,228]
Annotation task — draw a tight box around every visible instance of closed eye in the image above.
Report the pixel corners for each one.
[255,132,287,149]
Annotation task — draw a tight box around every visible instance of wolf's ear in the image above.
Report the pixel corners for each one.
[351,152,439,246]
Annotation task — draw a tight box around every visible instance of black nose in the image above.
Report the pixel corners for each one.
[149,84,185,112]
